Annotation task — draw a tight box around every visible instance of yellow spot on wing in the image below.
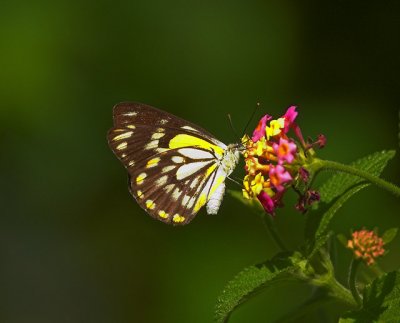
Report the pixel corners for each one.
[164,184,174,193]
[172,187,182,200]
[137,190,144,199]
[136,173,147,184]
[151,132,165,140]
[155,175,168,186]
[145,140,159,150]
[156,148,168,153]
[113,131,133,141]
[145,200,155,210]
[158,210,169,219]
[162,165,175,173]
[146,157,160,168]
[169,134,224,156]
[116,142,127,150]
[194,193,207,212]
[172,214,185,223]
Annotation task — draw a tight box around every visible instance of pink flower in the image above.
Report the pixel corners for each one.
[281,106,306,146]
[282,105,298,133]
[252,114,271,142]
[272,138,297,164]
[242,105,323,216]
[257,191,276,215]
[269,165,292,192]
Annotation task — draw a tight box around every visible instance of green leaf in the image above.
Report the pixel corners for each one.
[304,150,395,256]
[382,228,398,244]
[228,189,263,213]
[215,252,304,323]
[316,184,369,239]
[319,150,396,204]
[305,183,369,256]
[340,270,400,322]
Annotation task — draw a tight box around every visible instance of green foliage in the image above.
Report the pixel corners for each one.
[222,151,399,322]
[305,184,369,257]
[215,252,304,323]
[340,270,400,322]
[382,228,398,244]
[305,150,395,257]
[319,150,396,204]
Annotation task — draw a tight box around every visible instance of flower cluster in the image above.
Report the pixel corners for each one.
[347,229,385,265]
[242,106,324,215]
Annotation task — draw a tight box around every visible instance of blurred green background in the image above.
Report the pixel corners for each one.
[1,1,400,322]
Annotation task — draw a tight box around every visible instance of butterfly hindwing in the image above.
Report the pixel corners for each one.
[128,150,220,225]
[108,102,229,225]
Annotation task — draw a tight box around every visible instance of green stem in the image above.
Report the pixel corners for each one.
[261,213,288,252]
[348,259,362,306]
[313,274,359,309]
[315,159,400,198]
[310,250,359,309]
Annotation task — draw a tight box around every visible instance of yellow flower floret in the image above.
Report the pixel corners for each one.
[251,173,264,196]
[255,137,269,156]
[266,118,285,139]
[242,173,276,200]
[243,174,263,199]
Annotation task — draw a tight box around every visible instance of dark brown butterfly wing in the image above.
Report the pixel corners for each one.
[108,102,227,225]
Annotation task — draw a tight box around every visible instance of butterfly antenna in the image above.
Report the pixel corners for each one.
[227,113,240,141]
[242,102,261,137]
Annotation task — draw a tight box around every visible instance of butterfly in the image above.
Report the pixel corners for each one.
[108,102,241,225]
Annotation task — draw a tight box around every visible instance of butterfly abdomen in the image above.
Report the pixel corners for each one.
[206,182,226,214]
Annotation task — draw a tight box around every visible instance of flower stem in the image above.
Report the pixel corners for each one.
[348,259,362,306]
[309,250,359,309]
[312,274,359,309]
[316,159,400,198]
[328,276,359,308]
[261,213,288,252]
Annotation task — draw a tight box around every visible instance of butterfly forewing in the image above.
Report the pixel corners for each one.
[108,102,228,225]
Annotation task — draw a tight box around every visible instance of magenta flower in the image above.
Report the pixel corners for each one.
[269,165,292,192]
[282,105,298,133]
[252,114,271,142]
[273,138,297,164]
[257,191,276,215]
[242,105,325,215]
